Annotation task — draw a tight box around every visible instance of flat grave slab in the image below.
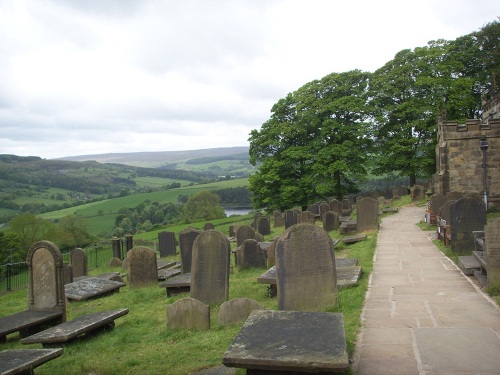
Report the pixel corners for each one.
[0,348,64,375]
[21,309,129,346]
[222,309,348,373]
[64,277,125,301]
[157,260,177,270]
[158,268,181,281]
[342,234,367,244]
[458,255,481,275]
[336,266,362,288]
[0,310,64,343]
[159,273,191,296]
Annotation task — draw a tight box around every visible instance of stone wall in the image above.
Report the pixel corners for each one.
[433,118,500,208]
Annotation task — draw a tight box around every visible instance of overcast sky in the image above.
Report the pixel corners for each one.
[0,0,497,159]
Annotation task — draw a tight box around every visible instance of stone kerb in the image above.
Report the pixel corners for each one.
[166,297,210,330]
[190,230,230,305]
[70,248,87,278]
[275,223,337,311]
[486,218,500,289]
[356,197,379,233]
[127,246,158,288]
[26,240,66,320]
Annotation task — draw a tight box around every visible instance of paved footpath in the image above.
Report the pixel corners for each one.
[352,205,500,375]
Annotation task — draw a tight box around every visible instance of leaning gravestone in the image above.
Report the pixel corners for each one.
[236,225,255,247]
[179,228,202,274]
[323,211,340,232]
[167,297,210,330]
[486,218,500,289]
[450,197,486,254]
[70,248,87,279]
[158,231,177,257]
[275,223,337,311]
[127,246,158,288]
[356,197,379,232]
[190,230,230,305]
[237,239,267,270]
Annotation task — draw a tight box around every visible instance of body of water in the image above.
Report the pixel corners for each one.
[224,208,253,216]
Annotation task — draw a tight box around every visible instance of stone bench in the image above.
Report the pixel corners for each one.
[0,310,64,343]
[21,309,129,347]
[0,348,64,375]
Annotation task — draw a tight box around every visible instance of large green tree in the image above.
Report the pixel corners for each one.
[249,70,372,211]
[183,191,226,222]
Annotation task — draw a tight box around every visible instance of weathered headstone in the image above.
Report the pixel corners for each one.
[319,202,330,219]
[70,248,87,279]
[204,222,215,231]
[266,239,277,268]
[383,187,393,199]
[190,230,230,305]
[273,210,284,228]
[219,298,264,326]
[450,197,486,254]
[356,197,379,232]
[410,185,426,201]
[430,193,448,213]
[166,297,210,330]
[486,218,500,289]
[236,225,255,247]
[124,234,133,252]
[393,185,408,198]
[229,225,238,238]
[111,237,121,259]
[323,211,340,232]
[306,204,320,218]
[329,199,342,214]
[179,228,202,274]
[298,210,316,224]
[275,223,337,311]
[439,200,455,224]
[256,216,271,236]
[108,257,122,268]
[127,246,158,288]
[158,231,177,258]
[341,199,351,216]
[284,209,298,229]
[237,239,267,270]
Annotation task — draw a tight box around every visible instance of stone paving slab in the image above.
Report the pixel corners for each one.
[352,206,500,375]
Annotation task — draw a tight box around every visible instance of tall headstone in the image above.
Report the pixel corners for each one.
[284,210,298,229]
[319,203,330,219]
[70,248,87,279]
[111,237,121,259]
[127,246,158,288]
[179,228,202,274]
[341,199,351,216]
[237,239,267,270]
[273,211,284,228]
[26,241,66,321]
[275,223,337,311]
[450,197,486,254]
[356,197,379,232]
[158,231,176,258]
[190,230,230,305]
[439,200,455,224]
[486,218,500,289]
[124,234,133,252]
[323,211,340,232]
[257,216,271,236]
[236,225,255,247]
[329,199,342,214]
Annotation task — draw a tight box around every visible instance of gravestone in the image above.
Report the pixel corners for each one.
[275,223,337,311]
[284,209,298,229]
[229,225,238,238]
[204,222,215,230]
[323,211,340,232]
[256,216,271,236]
[410,185,426,201]
[158,231,177,257]
[111,237,121,259]
[298,210,315,223]
[447,191,465,201]
[273,210,284,228]
[356,197,379,232]
[127,246,158,288]
[237,239,267,270]
[341,199,351,216]
[63,262,73,285]
[450,197,486,254]
[236,225,255,247]
[486,218,500,289]
[306,204,320,218]
[166,297,210,330]
[329,199,342,214]
[393,185,408,198]
[383,187,393,199]
[108,257,122,268]
[179,228,202,274]
[124,234,133,252]
[430,193,448,213]
[190,230,230,305]
[319,202,330,218]
[70,248,87,279]
[266,239,277,268]
[219,298,264,326]
[27,241,66,320]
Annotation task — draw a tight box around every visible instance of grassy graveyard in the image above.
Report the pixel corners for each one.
[0,198,414,374]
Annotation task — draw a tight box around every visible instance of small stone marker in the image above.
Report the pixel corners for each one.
[0,348,64,375]
[166,297,210,330]
[179,228,202,273]
[70,248,87,279]
[236,225,255,247]
[190,230,230,305]
[108,257,122,268]
[486,218,500,289]
[450,197,486,254]
[158,231,177,257]
[204,222,215,230]
[356,197,379,232]
[127,246,158,288]
[306,204,320,217]
[236,239,267,270]
[219,298,264,326]
[275,223,337,311]
[64,277,125,301]
[222,310,348,373]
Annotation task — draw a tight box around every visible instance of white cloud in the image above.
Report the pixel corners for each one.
[0,0,498,158]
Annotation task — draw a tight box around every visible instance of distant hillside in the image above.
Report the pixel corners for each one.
[57,146,250,168]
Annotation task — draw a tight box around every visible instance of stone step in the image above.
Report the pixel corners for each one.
[473,251,487,269]
[458,256,481,276]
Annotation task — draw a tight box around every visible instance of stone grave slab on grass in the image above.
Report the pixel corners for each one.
[342,234,367,244]
[157,268,181,281]
[21,309,129,346]
[159,273,192,297]
[64,277,125,301]
[222,309,348,374]
[0,348,64,375]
